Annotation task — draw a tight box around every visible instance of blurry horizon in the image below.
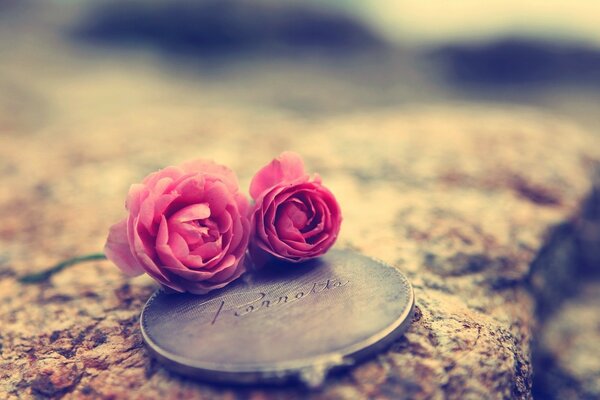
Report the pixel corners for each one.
[1,0,600,129]
[14,0,599,46]
[327,0,600,47]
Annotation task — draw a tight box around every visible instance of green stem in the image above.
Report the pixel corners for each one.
[19,253,107,284]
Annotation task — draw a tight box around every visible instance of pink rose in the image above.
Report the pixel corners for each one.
[249,152,342,265]
[104,160,250,294]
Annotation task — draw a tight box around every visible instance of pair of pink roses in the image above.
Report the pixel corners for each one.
[104,152,342,294]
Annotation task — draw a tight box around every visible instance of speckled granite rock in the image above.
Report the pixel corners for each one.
[0,59,599,399]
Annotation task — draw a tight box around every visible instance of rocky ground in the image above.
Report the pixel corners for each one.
[1,3,599,399]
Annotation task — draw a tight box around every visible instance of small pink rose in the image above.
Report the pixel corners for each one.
[249,152,342,265]
[104,159,250,294]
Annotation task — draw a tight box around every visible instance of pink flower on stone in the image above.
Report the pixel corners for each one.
[249,152,342,265]
[104,160,250,294]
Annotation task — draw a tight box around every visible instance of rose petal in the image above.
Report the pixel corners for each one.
[182,261,245,294]
[214,211,232,233]
[104,219,144,276]
[168,232,190,260]
[107,158,250,294]
[191,241,221,261]
[154,193,178,222]
[170,222,204,246]
[125,184,147,215]
[138,194,156,234]
[228,211,246,252]
[142,166,183,188]
[275,204,305,242]
[170,203,211,223]
[172,175,205,205]
[249,152,308,200]
[156,215,190,267]
[249,175,342,265]
[179,159,239,192]
[133,216,171,283]
[161,264,219,281]
[234,193,249,217]
[203,181,231,216]
[206,255,237,282]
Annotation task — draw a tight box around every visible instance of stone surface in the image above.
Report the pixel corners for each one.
[1,80,598,399]
[1,5,600,400]
[530,176,600,399]
[533,282,600,399]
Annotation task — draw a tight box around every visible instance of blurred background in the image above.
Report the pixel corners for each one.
[1,1,599,398]
[1,0,600,127]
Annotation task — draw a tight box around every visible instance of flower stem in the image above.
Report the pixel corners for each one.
[19,253,107,284]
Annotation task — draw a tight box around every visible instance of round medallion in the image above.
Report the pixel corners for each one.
[140,249,414,386]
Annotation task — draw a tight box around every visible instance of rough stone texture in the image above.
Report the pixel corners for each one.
[530,176,600,399]
[533,281,600,399]
[1,70,598,398]
[1,6,600,400]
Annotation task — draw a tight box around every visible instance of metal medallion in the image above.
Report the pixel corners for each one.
[140,249,414,386]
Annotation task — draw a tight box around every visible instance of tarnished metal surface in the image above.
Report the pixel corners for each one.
[140,250,414,386]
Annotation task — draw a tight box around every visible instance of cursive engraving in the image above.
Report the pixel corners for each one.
[225,279,350,324]
[177,278,350,326]
[210,300,225,325]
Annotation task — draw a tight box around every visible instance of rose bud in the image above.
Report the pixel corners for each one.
[249,151,342,266]
[104,159,250,294]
